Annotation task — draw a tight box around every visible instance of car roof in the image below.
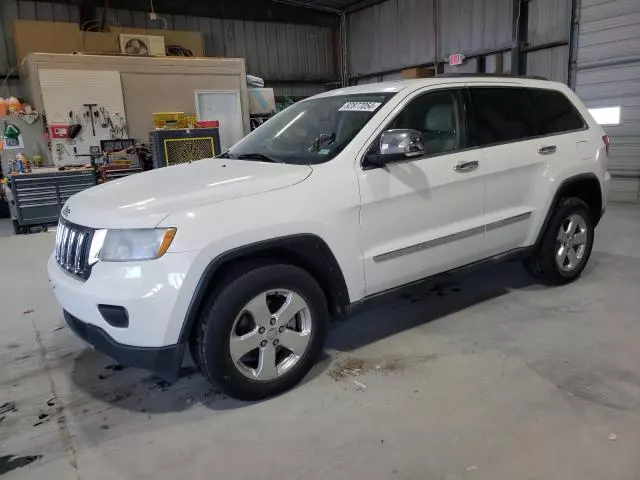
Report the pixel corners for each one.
[313,75,565,99]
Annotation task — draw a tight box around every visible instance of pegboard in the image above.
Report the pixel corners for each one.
[38,69,129,166]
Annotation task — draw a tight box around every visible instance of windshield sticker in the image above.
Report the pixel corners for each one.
[318,149,331,155]
[339,101,382,112]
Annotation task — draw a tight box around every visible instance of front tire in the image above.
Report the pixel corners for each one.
[193,263,328,401]
[524,197,594,285]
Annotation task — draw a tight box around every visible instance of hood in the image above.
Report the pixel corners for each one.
[62,159,312,228]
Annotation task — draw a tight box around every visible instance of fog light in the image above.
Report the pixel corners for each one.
[98,305,129,328]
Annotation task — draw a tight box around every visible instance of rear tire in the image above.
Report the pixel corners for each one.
[523,197,594,285]
[193,263,328,401]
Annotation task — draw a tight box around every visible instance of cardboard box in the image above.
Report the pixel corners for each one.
[14,21,80,62]
[81,32,119,54]
[401,67,436,79]
[248,88,276,115]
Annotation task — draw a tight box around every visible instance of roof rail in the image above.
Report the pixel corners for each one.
[436,73,549,81]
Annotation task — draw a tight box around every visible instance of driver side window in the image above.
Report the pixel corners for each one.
[389,89,465,156]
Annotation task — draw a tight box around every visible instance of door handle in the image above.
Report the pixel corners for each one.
[454,160,479,172]
[538,145,557,155]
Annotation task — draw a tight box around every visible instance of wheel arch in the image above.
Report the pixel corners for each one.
[535,173,603,246]
[178,234,350,343]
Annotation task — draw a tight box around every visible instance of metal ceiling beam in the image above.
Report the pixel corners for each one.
[511,0,529,75]
[101,0,110,31]
[345,0,390,14]
[60,0,337,26]
[77,0,100,30]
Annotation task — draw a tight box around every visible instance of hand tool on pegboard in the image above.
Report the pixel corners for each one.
[99,107,108,128]
[83,104,98,136]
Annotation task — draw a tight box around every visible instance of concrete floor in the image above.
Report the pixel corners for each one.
[1,203,640,480]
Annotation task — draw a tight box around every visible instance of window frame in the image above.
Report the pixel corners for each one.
[465,85,589,150]
[360,87,472,170]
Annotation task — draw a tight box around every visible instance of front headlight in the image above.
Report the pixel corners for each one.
[90,228,177,263]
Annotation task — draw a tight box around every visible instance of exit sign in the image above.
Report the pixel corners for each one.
[448,53,466,66]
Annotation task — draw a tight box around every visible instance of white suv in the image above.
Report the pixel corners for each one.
[48,76,610,400]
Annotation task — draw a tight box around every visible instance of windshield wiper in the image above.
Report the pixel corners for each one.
[235,153,284,163]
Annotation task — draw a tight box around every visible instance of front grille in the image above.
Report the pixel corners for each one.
[55,220,94,280]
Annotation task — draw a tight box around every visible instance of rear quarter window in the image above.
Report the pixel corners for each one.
[528,89,586,135]
[468,87,537,145]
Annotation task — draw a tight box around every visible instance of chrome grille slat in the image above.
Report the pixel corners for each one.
[55,225,62,261]
[55,221,94,280]
[65,230,76,269]
[56,225,66,262]
[54,225,63,261]
[60,225,68,261]
[74,233,86,273]
[60,226,70,266]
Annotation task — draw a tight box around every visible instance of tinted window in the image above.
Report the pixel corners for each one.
[388,90,464,155]
[529,89,585,135]
[468,88,536,145]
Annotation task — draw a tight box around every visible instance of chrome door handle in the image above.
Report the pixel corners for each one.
[538,145,557,155]
[454,160,479,172]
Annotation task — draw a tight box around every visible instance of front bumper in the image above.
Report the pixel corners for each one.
[64,311,184,381]
[48,250,203,378]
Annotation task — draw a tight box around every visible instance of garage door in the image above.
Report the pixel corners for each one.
[575,0,640,202]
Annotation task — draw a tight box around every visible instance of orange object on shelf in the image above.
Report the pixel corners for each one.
[195,120,219,128]
[7,97,21,113]
[0,98,7,117]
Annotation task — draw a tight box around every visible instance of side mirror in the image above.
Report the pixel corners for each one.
[364,129,426,168]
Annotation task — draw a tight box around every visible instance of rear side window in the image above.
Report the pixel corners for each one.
[529,89,586,135]
[468,88,536,145]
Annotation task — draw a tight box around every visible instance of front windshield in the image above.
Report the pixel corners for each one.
[225,93,396,165]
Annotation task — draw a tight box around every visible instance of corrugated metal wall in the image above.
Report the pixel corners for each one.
[527,46,570,83]
[347,0,572,84]
[526,0,571,83]
[100,7,335,84]
[347,0,512,79]
[439,0,512,55]
[575,0,640,202]
[0,0,336,99]
[346,0,435,78]
[0,1,81,97]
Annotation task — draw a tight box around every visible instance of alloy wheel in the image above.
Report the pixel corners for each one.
[555,213,589,272]
[229,290,312,381]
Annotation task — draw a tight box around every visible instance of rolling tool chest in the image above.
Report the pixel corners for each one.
[6,168,96,233]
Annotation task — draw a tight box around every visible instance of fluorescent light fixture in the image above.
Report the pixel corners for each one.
[588,106,621,125]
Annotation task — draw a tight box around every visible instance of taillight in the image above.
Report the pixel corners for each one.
[602,135,610,155]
